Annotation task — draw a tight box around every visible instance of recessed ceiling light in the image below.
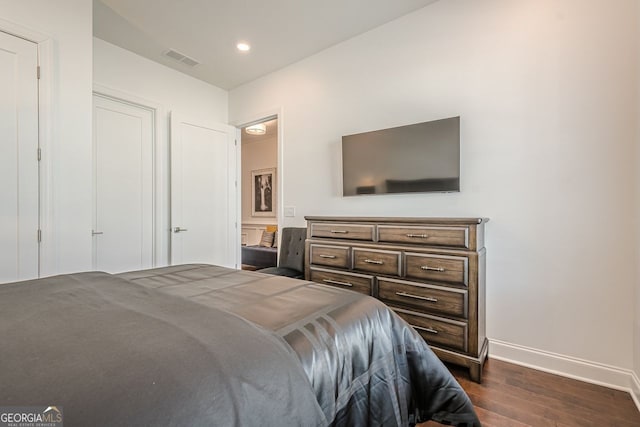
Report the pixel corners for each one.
[237,42,250,52]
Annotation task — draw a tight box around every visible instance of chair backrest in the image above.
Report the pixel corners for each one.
[278,227,307,272]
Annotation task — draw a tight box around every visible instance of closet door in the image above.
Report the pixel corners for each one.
[170,113,238,268]
[92,94,154,273]
[0,32,39,283]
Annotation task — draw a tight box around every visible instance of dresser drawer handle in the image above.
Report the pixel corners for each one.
[413,325,438,335]
[396,292,438,303]
[421,265,445,272]
[322,279,353,287]
[330,230,349,234]
[406,233,429,238]
[364,259,384,265]
[319,254,337,259]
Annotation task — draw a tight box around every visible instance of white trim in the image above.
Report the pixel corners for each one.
[92,83,168,268]
[490,339,640,411]
[93,83,163,114]
[37,39,55,277]
[631,371,640,412]
[0,20,55,278]
[0,17,51,43]
[235,127,242,267]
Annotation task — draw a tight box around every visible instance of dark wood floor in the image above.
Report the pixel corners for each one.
[424,359,640,427]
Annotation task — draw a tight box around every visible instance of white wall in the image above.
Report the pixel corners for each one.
[93,37,228,265]
[93,38,228,124]
[230,0,638,379]
[0,0,93,275]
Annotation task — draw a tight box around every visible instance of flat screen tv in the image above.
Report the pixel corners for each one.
[342,116,460,196]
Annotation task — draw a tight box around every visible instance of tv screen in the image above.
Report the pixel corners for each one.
[342,116,460,196]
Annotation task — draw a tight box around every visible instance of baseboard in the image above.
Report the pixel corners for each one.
[489,339,640,412]
[631,371,640,412]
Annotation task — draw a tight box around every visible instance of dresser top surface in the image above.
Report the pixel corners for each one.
[304,216,489,225]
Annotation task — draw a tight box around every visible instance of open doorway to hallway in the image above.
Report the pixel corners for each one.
[240,117,279,270]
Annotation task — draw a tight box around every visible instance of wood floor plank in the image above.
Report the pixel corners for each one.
[422,406,531,427]
[421,358,640,427]
[455,374,636,427]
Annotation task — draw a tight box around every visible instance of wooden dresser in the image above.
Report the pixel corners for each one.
[304,216,488,382]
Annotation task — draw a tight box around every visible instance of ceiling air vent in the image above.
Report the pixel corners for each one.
[164,49,200,67]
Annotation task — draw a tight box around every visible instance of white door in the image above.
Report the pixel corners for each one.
[92,94,154,273]
[0,32,39,283]
[170,113,238,268]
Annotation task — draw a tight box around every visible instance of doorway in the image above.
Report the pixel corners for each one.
[240,117,279,269]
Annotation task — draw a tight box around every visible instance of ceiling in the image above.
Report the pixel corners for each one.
[94,0,439,90]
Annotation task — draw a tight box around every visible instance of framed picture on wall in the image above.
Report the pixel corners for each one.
[251,168,276,217]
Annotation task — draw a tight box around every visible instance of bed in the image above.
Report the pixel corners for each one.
[0,264,479,426]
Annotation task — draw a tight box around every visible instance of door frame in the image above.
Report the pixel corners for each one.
[0,19,52,277]
[232,108,284,251]
[92,84,164,267]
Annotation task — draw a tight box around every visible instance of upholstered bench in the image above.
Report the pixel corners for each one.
[241,245,277,269]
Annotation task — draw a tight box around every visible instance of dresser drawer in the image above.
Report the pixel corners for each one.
[378,278,467,318]
[310,267,373,296]
[309,244,349,268]
[378,225,469,248]
[310,223,374,241]
[393,308,468,352]
[352,248,401,276]
[405,253,468,286]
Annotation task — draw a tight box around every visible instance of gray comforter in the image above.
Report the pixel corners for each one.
[0,264,479,426]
